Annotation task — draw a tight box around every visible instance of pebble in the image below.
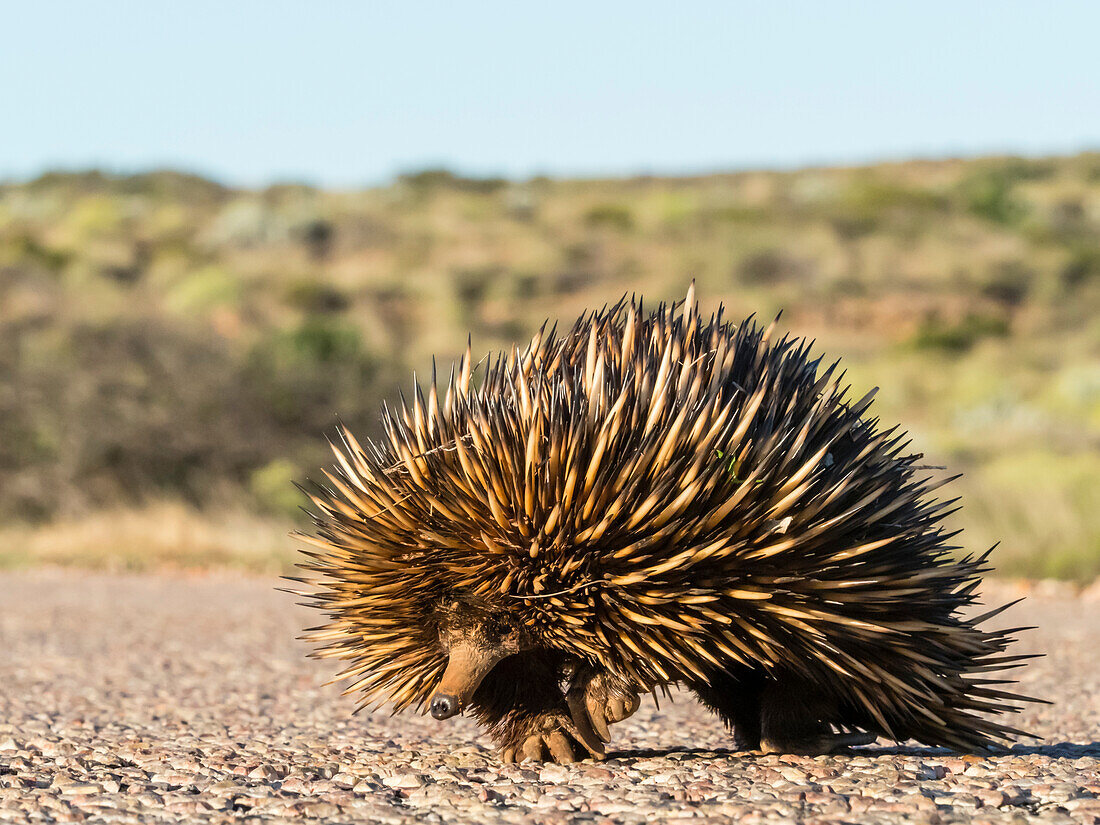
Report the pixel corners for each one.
[538,763,570,783]
[381,772,425,789]
[0,571,1097,824]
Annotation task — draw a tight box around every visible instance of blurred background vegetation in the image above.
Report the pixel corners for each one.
[1,154,1098,579]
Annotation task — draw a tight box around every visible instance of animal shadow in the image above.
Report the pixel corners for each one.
[607,741,1100,763]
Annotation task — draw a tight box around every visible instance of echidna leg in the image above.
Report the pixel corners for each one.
[468,651,604,764]
[690,669,764,751]
[566,667,641,746]
[758,680,875,755]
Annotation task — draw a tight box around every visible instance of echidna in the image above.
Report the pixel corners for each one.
[291,285,1038,764]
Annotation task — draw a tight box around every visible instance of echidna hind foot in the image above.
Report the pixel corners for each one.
[693,670,877,755]
[756,679,877,755]
[758,731,877,756]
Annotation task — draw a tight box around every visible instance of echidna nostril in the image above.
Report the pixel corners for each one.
[430,694,457,720]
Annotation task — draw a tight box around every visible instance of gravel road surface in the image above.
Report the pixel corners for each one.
[1,571,1097,824]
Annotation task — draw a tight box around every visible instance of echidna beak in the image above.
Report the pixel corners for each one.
[430,641,507,721]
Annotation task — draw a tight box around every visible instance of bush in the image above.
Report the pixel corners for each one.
[13,234,72,272]
[583,204,634,231]
[738,249,811,286]
[288,317,362,363]
[244,316,380,433]
[1062,248,1100,290]
[285,280,350,314]
[959,170,1027,225]
[0,314,389,522]
[397,168,507,195]
[298,219,335,260]
[0,319,267,519]
[167,266,241,313]
[981,261,1032,308]
[910,313,1010,352]
[249,459,303,518]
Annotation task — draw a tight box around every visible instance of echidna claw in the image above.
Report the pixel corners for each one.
[501,724,591,764]
[521,734,546,762]
[545,730,576,763]
[566,669,640,752]
[567,689,608,749]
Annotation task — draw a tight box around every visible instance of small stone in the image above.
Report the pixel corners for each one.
[248,765,282,781]
[477,786,503,803]
[1043,783,1080,804]
[975,790,1006,808]
[950,793,981,808]
[539,764,569,783]
[59,783,103,795]
[331,772,355,788]
[381,773,424,789]
[918,764,948,780]
[576,767,614,785]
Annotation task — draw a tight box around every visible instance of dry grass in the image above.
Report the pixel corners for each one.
[0,502,298,573]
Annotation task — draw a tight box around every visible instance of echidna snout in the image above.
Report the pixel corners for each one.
[429,613,525,720]
[429,693,458,720]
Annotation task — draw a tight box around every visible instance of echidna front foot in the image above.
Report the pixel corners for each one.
[498,711,602,764]
[566,668,641,745]
[494,668,640,763]
[468,652,617,763]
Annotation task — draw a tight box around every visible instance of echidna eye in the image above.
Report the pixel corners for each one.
[481,617,518,646]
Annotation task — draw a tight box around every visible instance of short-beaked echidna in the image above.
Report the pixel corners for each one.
[292,285,1038,763]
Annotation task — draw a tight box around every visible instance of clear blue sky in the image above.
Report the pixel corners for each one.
[5,1,1099,187]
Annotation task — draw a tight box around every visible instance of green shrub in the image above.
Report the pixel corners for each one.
[981,261,1032,308]
[738,249,810,286]
[910,313,1010,352]
[705,205,767,224]
[167,266,241,313]
[397,168,507,195]
[1062,248,1100,289]
[583,203,634,231]
[244,317,380,431]
[14,234,72,272]
[285,280,350,314]
[249,459,303,518]
[958,170,1027,225]
[281,317,363,364]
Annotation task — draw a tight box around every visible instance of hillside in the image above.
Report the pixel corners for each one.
[1,155,1098,578]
